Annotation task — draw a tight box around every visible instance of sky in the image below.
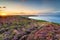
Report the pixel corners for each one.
[0,0,60,15]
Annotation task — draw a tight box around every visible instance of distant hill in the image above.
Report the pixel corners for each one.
[0,15,60,40]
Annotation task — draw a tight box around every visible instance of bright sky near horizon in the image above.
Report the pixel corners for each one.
[0,0,60,15]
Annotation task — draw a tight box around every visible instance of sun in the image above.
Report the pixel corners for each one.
[0,13,7,16]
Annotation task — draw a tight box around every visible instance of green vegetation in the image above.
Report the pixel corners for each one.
[37,20,48,22]
[51,22,60,25]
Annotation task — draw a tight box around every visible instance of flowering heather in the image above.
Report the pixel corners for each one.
[0,16,60,40]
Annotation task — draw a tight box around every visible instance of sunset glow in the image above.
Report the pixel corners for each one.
[0,12,7,16]
[0,0,60,15]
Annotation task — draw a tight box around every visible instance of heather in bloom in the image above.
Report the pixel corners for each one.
[0,16,60,40]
